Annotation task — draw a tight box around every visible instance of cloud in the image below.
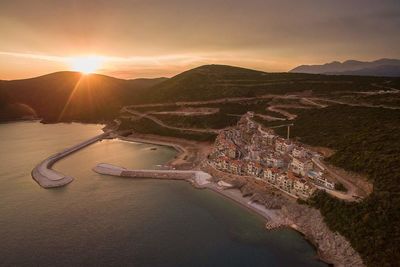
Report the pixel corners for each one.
[0,51,65,62]
[1,0,399,79]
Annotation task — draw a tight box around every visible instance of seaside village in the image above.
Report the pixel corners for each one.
[208,112,336,199]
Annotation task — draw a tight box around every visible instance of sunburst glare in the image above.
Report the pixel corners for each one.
[69,56,103,74]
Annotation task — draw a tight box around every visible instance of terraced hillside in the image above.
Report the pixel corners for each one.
[119,66,400,142]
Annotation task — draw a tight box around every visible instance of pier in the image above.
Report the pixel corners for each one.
[94,163,287,230]
[93,163,211,186]
[32,132,111,188]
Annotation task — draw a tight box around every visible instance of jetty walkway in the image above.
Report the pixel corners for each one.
[93,163,211,186]
[93,163,287,228]
[32,132,111,188]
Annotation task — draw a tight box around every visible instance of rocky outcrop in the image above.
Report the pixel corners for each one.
[251,193,283,209]
[280,203,364,267]
[237,181,364,266]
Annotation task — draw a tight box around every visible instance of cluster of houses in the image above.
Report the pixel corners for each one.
[209,113,336,199]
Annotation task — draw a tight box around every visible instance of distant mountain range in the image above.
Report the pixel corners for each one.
[290,58,400,77]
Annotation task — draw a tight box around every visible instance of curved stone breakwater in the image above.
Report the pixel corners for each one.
[93,163,212,187]
[32,132,111,188]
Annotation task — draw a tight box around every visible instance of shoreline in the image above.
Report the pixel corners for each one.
[116,132,213,169]
[205,185,285,228]
[112,132,364,267]
[117,135,188,166]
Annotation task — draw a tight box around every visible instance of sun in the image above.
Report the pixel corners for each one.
[69,56,103,74]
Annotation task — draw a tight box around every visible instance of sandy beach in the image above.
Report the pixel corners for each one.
[116,132,213,169]
[205,184,285,227]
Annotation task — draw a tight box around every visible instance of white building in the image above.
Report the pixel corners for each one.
[282,141,294,154]
[291,157,313,176]
[294,179,314,198]
[263,167,280,183]
[308,170,335,189]
[246,161,262,177]
[292,146,306,158]
[266,156,284,168]
[275,138,293,154]
[261,130,276,146]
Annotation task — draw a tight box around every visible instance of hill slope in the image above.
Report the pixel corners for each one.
[290,58,400,77]
[0,72,166,122]
[132,64,396,104]
[1,64,399,122]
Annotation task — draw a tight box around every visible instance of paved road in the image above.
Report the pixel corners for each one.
[312,157,366,201]
[309,97,400,110]
[300,98,328,108]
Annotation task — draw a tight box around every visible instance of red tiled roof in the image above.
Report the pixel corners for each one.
[287,171,297,180]
[293,157,310,163]
[271,167,280,173]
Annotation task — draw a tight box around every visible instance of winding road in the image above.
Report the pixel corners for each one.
[122,106,222,134]
[311,157,367,201]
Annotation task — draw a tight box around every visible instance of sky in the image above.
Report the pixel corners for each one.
[1,0,399,80]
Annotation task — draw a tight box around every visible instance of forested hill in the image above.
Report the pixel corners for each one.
[0,72,167,122]
[130,64,398,104]
[1,64,400,122]
[275,105,400,266]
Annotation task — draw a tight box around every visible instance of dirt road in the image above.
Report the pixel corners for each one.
[122,106,222,134]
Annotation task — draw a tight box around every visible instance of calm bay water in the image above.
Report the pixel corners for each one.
[0,122,326,267]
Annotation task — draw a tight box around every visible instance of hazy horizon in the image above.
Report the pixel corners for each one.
[1,0,399,79]
[2,58,400,81]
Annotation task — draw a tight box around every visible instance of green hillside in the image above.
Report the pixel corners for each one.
[1,65,399,122]
[132,64,396,103]
[0,72,166,122]
[263,105,400,267]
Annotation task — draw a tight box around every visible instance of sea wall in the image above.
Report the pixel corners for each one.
[93,163,212,186]
[121,170,196,180]
[32,132,110,188]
